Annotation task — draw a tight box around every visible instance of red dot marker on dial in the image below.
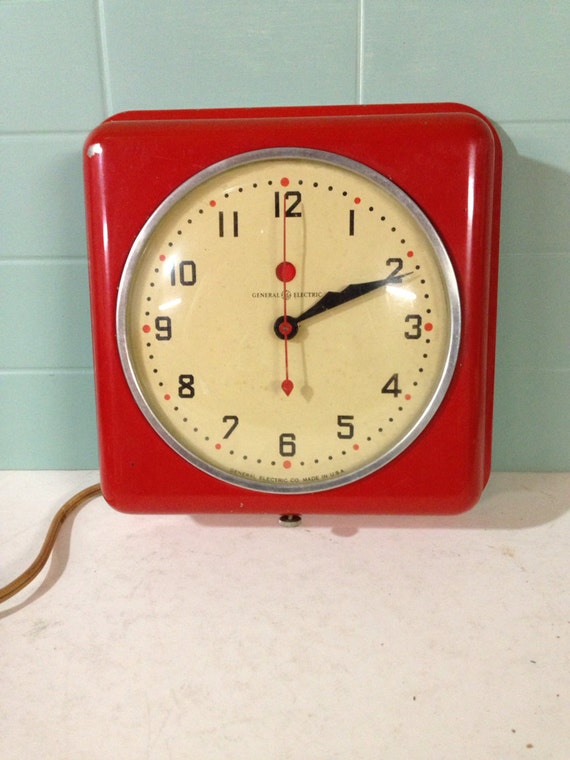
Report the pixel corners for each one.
[276,261,296,282]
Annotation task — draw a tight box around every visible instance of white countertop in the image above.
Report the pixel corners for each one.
[1,470,569,759]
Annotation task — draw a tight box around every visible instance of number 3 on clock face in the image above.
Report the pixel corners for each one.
[84,104,501,514]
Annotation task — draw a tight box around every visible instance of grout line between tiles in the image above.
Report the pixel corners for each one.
[356,0,364,104]
[96,0,114,116]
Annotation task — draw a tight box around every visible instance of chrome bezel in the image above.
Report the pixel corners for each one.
[117,148,461,494]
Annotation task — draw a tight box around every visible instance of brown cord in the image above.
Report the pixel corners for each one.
[0,483,102,603]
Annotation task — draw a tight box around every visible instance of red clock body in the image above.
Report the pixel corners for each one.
[84,103,501,514]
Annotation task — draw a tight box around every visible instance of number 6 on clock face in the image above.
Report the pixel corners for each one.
[84,104,501,514]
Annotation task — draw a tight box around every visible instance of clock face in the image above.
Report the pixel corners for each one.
[117,148,460,494]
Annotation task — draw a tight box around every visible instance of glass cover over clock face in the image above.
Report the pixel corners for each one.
[117,148,460,493]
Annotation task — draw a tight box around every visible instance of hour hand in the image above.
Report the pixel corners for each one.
[294,271,412,324]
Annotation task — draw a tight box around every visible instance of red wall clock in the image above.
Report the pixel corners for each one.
[84,103,502,515]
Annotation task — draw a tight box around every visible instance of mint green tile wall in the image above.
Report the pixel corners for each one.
[1,0,568,470]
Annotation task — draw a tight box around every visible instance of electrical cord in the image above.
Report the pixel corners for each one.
[0,483,102,604]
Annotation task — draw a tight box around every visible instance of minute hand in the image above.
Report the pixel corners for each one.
[295,271,412,324]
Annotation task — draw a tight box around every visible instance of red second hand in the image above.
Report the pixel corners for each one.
[281,192,294,396]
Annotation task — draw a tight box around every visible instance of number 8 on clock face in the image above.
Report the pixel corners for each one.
[85,105,501,513]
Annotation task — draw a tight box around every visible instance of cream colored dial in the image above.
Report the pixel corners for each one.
[117,149,460,493]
